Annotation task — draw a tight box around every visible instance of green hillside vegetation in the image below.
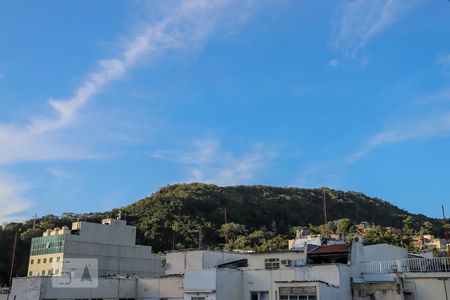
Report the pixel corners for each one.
[0,183,446,286]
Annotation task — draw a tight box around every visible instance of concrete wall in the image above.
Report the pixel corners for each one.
[43,277,137,299]
[138,277,184,299]
[294,265,351,299]
[352,282,401,300]
[63,239,164,277]
[295,264,343,287]
[166,251,246,275]
[350,239,408,279]
[316,282,344,300]
[243,269,295,300]
[184,269,243,300]
[71,219,137,246]
[245,251,305,270]
[185,270,217,291]
[216,269,243,300]
[10,277,137,300]
[202,251,247,270]
[9,277,41,300]
[362,244,408,262]
[404,275,450,300]
[166,251,203,275]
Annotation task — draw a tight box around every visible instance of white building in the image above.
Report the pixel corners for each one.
[9,237,450,300]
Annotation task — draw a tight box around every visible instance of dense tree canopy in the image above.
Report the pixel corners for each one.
[0,183,446,286]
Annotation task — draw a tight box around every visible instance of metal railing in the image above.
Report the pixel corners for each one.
[361,260,398,274]
[361,257,450,274]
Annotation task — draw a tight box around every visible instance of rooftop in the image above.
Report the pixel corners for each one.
[308,244,350,255]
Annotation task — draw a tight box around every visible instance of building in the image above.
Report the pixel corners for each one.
[9,236,450,300]
[288,229,345,250]
[27,218,164,278]
[409,234,448,252]
[356,222,374,232]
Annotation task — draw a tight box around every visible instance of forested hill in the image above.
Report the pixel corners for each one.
[125,183,442,251]
[0,183,446,286]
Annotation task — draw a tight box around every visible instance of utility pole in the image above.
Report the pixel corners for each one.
[8,231,18,293]
[323,188,328,238]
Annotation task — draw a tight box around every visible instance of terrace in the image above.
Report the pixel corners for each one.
[361,257,450,274]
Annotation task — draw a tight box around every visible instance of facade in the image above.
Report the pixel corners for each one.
[27,218,164,278]
[10,237,450,300]
[409,234,449,252]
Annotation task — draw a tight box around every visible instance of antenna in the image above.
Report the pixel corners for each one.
[442,204,449,240]
[323,188,328,238]
[32,213,37,229]
[224,209,229,244]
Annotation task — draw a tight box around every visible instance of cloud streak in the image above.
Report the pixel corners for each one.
[0,0,252,165]
[437,53,450,71]
[148,138,277,186]
[0,174,31,224]
[348,112,450,162]
[0,0,260,220]
[334,0,409,56]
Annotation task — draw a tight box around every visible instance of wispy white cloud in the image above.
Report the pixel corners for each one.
[0,0,257,165]
[348,112,450,162]
[334,0,411,57]
[0,174,31,224]
[0,0,262,220]
[328,59,339,67]
[148,138,277,186]
[437,53,450,71]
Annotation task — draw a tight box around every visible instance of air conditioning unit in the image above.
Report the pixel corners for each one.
[281,259,292,266]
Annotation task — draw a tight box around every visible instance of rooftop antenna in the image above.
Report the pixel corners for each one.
[32,213,37,229]
[224,209,229,244]
[443,204,449,240]
[323,188,328,238]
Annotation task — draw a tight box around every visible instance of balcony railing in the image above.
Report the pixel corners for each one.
[361,257,450,274]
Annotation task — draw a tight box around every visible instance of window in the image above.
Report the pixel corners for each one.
[37,259,41,264]
[43,258,47,263]
[41,270,46,275]
[30,235,65,256]
[56,257,60,262]
[49,257,53,263]
[264,258,280,270]
[30,259,34,265]
[28,271,32,276]
[251,291,269,300]
[279,287,317,300]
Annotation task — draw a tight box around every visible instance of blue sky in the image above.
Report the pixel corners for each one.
[1,0,450,223]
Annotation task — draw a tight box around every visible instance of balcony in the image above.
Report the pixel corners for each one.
[361,257,450,274]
